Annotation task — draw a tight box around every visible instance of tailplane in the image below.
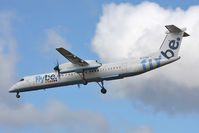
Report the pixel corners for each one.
[159,25,189,59]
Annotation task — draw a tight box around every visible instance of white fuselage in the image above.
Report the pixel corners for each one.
[9,54,179,93]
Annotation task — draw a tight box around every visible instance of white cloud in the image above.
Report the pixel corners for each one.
[44,27,70,52]
[0,11,20,106]
[0,100,109,133]
[91,2,199,114]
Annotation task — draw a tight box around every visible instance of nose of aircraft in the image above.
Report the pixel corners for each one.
[9,84,17,93]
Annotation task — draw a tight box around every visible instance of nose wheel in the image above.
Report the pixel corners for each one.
[97,81,107,94]
[16,92,20,98]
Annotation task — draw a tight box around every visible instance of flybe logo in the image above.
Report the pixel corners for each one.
[141,55,161,71]
[35,74,57,84]
[161,37,180,59]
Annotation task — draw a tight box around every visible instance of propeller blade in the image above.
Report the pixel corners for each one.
[54,60,61,79]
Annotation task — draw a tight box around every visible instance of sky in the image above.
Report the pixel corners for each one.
[0,0,199,133]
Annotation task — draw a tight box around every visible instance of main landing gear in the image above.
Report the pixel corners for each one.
[16,92,20,98]
[78,71,107,94]
[97,81,107,94]
[78,70,88,85]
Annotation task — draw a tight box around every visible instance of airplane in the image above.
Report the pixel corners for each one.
[9,25,189,98]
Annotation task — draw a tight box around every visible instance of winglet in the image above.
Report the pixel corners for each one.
[165,25,190,37]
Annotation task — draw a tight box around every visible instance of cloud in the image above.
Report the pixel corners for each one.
[0,100,109,133]
[44,27,70,52]
[0,11,20,106]
[91,2,199,114]
[128,126,153,133]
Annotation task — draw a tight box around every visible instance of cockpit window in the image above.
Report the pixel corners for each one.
[19,78,24,81]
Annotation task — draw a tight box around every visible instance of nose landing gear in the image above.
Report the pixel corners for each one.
[16,92,20,98]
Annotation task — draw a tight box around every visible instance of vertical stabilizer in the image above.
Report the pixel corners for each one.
[160,25,189,59]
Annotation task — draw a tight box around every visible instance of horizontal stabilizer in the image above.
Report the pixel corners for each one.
[165,25,190,37]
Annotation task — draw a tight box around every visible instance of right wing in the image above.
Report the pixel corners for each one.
[56,47,89,66]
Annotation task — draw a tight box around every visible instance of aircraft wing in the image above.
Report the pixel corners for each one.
[56,47,89,66]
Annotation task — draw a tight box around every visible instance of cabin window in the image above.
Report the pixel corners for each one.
[19,78,24,81]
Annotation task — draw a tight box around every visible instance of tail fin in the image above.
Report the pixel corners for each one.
[160,25,189,59]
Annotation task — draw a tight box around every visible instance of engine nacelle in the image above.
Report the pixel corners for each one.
[59,60,102,73]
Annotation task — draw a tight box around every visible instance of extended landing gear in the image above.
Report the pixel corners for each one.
[97,81,107,94]
[78,70,88,85]
[16,92,20,98]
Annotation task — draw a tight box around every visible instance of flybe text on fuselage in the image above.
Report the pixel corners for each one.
[35,74,57,84]
[141,56,161,71]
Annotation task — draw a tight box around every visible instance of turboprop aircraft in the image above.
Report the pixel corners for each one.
[9,25,189,98]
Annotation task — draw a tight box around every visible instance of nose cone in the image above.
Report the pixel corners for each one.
[9,85,17,93]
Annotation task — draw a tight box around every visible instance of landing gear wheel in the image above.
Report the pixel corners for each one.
[16,93,20,98]
[97,81,107,94]
[101,88,107,94]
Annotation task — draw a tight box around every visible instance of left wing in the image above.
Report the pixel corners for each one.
[56,47,89,66]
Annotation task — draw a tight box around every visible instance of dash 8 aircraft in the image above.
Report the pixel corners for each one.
[9,25,189,98]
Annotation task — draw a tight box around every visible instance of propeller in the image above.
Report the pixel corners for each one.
[54,60,61,78]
